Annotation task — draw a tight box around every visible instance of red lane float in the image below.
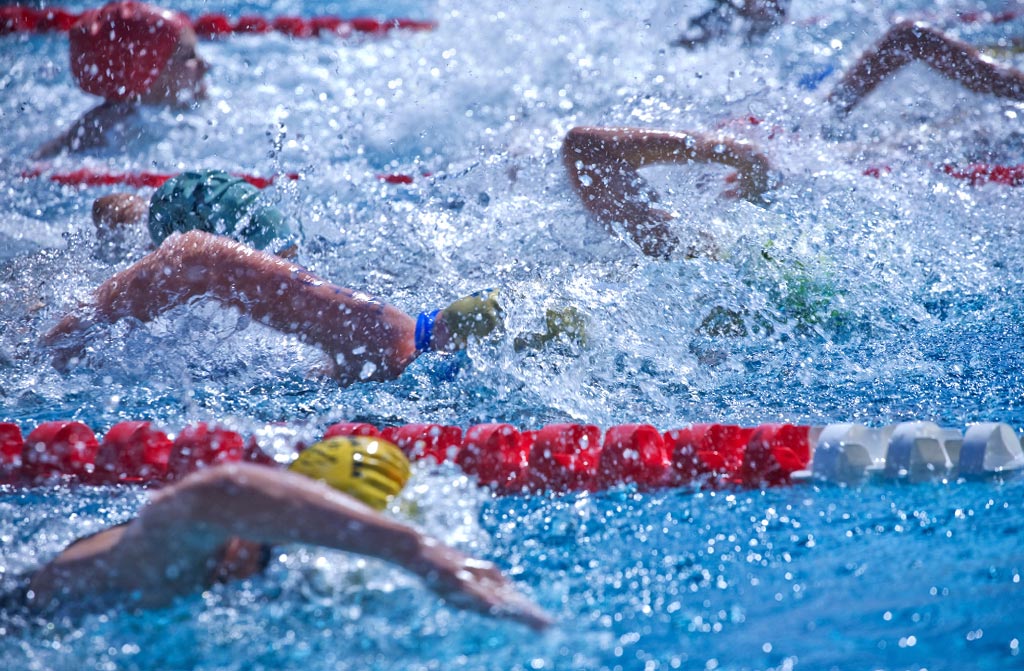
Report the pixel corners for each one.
[22,421,99,481]
[862,163,1024,187]
[0,422,23,460]
[0,423,25,481]
[528,423,601,491]
[597,424,671,489]
[665,424,753,487]
[0,7,78,33]
[942,163,1024,187]
[0,7,436,38]
[94,421,171,483]
[862,165,892,179]
[1,419,818,493]
[896,8,1024,26]
[324,422,381,438]
[798,8,1024,29]
[380,424,463,463]
[376,173,431,185]
[377,173,417,185]
[22,167,419,190]
[21,168,301,190]
[740,423,811,487]
[456,424,531,493]
[165,423,245,480]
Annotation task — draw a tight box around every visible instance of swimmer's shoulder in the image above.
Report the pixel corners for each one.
[53,521,133,563]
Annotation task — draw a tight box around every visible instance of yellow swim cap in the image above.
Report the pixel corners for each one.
[289,436,411,510]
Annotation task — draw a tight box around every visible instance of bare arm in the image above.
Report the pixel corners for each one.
[673,0,786,49]
[28,463,551,629]
[828,21,1024,115]
[42,230,418,384]
[562,126,773,257]
[35,102,136,159]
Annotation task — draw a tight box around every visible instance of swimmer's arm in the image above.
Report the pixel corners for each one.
[34,102,134,159]
[828,21,1024,115]
[673,0,737,49]
[29,463,552,629]
[673,0,785,48]
[562,126,773,257]
[564,126,771,177]
[42,231,418,384]
[741,0,786,36]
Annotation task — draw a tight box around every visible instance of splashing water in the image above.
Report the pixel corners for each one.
[2,1,1024,669]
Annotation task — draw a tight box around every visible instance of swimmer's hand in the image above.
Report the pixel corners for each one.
[514,307,588,352]
[34,102,136,160]
[41,308,98,371]
[720,155,778,205]
[410,538,553,630]
[429,289,504,352]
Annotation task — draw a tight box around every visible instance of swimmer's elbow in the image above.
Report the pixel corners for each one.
[173,462,273,497]
[563,126,590,151]
[327,347,416,387]
[159,229,221,257]
[147,463,284,531]
[34,138,63,160]
[562,127,606,165]
[157,463,261,507]
[563,129,607,195]
[562,129,586,172]
[156,230,253,277]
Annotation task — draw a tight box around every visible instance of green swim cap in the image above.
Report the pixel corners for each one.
[148,170,296,252]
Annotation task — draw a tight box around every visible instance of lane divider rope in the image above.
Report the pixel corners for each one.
[1,419,1020,492]
[21,168,422,189]
[0,7,436,39]
[20,167,302,190]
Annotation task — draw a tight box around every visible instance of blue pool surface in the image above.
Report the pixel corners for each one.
[2,1,1024,669]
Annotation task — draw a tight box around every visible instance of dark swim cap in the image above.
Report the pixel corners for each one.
[148,170,295,252]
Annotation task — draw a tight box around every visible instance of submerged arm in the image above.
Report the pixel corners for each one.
[828,21,1024,115]
[673,0,787,49]
[35,102,135,159]
[42,230,418,384]
[562,126,773,257]
[28,463,551,628]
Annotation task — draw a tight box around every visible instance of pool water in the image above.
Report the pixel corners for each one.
[2,1,1024,669]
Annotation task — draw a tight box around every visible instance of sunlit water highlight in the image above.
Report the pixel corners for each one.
[1,1,1023,669]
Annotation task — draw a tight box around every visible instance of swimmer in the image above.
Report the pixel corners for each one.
[48,167,583,381]
[92,170,298,258]
[13,437,551,629]
[673,0,788,49]
[36,1,208,158]
[42,230,506,384]
[827,20,1024,116]
[562,126,774,258]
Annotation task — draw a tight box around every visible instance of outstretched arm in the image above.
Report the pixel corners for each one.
[42,230,418,384]
[28,462,552,629]
[34,102,136,159]
[673,0,787,49]
[562,126,773,257]
[828,21,1024,115]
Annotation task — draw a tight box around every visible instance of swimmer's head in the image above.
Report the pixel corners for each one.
[92,193,149,230]
[148,170,297,255]
[70,1,206,104]
[288,436,412,510]
[90,193,150,262]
